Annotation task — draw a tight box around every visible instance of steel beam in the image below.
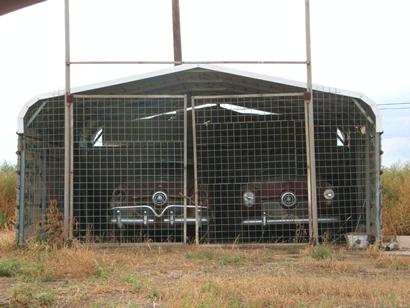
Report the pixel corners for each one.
[64,0,73,240]
[69,60,307,65]
[172,0,182,65]
[375,133,382,244]
[191,97,200,245]
[365,132,371,234]
[183,95,187,243]
[17,136,26,245]
[304,0,319,245]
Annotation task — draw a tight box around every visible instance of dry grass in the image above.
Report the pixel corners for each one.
[1,161,410,305]
[0,232,410,307]
[0,229,15,253]
[45,199,64,248]
[0,162,16,229]
[382,162,410,235]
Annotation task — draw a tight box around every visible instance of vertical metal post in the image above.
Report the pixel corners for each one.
[374,133,382,244]
[183,95,187,244]
[304,0,319,245]
[191,97,199,245]
[40,150,47,240]
[64,0,73,240]
[365,132,371,234]
[172,0,182,65]
[18,136,26,245]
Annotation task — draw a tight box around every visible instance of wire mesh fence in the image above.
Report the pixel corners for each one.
[18,97,65,242]
[72,95,190,243]
[17,91,379,245]
[314,93,377,242]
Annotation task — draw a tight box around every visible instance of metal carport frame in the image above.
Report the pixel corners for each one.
[61,0,320,244]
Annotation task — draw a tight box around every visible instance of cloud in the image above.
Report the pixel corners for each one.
[382,137,410,167]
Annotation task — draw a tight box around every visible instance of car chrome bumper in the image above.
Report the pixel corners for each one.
[111,204,208,227]
[110,217,208,225]
[242,217,339,226]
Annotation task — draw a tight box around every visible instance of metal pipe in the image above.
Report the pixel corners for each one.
[375,132,382,244]
[64,0,73,240]
[24,100,48,130]
[304,0,319,245]
[17,136,25,245]
[40,149,47,240]
[69,60,307,65]
[365,131,371,234]
[192,93,305,100]
[73,94,186,99]
[172,0,182,65]
[191,97,200,245]
[183,95,187,244]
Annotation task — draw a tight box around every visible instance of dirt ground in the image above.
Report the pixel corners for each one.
[1,231,410,307]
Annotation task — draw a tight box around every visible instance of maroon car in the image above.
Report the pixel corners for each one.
[110,163,208,229]
[240,177,338,226]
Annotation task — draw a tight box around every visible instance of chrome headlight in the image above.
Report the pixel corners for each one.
[323,188,335,200]
[152,191,168,206]
[243,191,255,207]
[281,192,297,209]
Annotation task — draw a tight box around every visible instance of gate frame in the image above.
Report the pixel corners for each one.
[191,92,308,244]
[70,94,188,244]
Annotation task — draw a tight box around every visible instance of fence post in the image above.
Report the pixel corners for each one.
[304,0,319,245]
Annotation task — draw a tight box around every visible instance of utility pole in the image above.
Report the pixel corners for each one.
[172,0,182,65]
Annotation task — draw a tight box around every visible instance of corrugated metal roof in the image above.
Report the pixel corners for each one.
[17,64,381,133]
[0,0,45,16]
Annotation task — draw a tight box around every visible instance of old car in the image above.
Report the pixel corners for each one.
[240,176,339,226]
[110,162,208,229]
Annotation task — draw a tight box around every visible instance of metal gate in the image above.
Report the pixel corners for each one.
[191,94,318,243]
[72,95,189,243]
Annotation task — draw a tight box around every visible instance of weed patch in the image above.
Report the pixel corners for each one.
[10,284,36,307]
[219,255,244,265]
[10,284,56,307]
[150,287,160,301]
[310,246,333,260]
[185,249,216,261]
[37,289,57,306]
[0,257,55,282]
[93,265,113,280]
[127,273,144,291]
[0,258,21,277]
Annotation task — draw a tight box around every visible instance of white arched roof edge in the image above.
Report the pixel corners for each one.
[17,64,381,134]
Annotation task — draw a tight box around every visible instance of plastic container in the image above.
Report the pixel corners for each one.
[346,233,369,249]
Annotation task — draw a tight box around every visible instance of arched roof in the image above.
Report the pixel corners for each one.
[17,64,381,133]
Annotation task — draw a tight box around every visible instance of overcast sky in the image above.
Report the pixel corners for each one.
[0,0,409,166]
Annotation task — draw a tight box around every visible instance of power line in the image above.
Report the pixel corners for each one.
[377,102,410,106]
[379,107,410,110]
